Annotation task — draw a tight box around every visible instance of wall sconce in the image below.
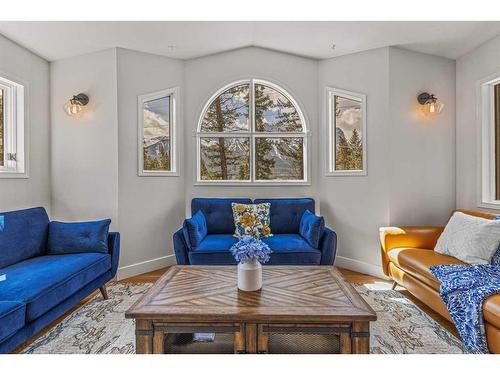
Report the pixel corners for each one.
[417,92,444,116]
[63,93,89,116]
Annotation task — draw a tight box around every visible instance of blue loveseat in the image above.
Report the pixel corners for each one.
[0,207,120,353]
[173,198,337,265]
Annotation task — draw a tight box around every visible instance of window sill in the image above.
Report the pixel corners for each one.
[194,181,311,187]
[0,171,29,179]
[138,171,180,177]
[325,170,367,177]
[478,201,500,211]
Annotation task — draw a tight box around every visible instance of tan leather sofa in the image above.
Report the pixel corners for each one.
[379,209,500,353]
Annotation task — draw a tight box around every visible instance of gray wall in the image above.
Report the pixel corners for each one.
[318,47,456,275]
[116,48,184,278]
[318,48,391,272]
[0,34,50,212]
[456,34,500,212]
[50,48,119,227]
[388,47,456,225]
[47,45,457,278]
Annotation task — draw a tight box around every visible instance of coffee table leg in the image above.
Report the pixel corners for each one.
[245,324,258,354]
[257,325,268,353]
[153,329,165,354]
[351,322,370,354]
[234,325,246,353]
[135,319,153,354]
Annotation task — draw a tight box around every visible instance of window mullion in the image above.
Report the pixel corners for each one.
[250,79,256,182]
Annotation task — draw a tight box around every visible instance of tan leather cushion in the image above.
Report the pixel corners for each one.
[388,248,464,290]
[484,295,500,327]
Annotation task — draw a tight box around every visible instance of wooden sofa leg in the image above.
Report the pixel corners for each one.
[99,285,109,300]
[391,281,397,290]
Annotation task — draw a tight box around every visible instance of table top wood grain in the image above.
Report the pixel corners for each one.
[125,265,377,324]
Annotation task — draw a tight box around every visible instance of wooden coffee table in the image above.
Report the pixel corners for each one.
[126,265,376,354]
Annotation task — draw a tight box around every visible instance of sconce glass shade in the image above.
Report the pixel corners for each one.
[63,93,89,116]
[417,92,444,116]
[421,99,444,116]
[64,99,83,116]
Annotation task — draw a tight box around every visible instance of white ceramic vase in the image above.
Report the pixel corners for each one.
[237,258,262,291]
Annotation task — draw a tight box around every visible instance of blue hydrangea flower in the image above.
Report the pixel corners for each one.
[230,236,271,264]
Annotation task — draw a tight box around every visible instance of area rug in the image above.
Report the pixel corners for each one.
[21,281,465,354]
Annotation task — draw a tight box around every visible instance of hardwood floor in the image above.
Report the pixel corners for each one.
[12,266,458,353]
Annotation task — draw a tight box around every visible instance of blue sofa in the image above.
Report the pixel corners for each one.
[173,198,337,265]
[0,207,120,353]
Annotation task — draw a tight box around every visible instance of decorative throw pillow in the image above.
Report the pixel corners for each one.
[183,210,207,248]
[434,212,500,264]
[47,219,111,254]
[232,203,272,239]
[299,210,325,248]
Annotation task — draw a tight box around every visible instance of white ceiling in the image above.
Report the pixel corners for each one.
[1,21,499,62]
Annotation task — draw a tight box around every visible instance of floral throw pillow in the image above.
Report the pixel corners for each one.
[232,203,272,239]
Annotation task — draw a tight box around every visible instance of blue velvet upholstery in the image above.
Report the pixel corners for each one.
[319,227,337,265]
[0,207,120,353]
[0,271,112,354]
[0,253,111,322]
[188,234,322,265]
[254,198,315,234]
[47,219,111,254]
[182,210,207,248]
[0,207,49,269]
[174,198,336,266]
[0,302,25,342]
[299,210,325,248]
[191,198,252,234]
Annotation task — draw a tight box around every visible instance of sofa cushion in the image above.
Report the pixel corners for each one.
[388,248,464,290]
[0,253,111,322]
[254,198,315,234]
[47,219,111,255]
[484,295,500,328]
[0,301,25,342]
[435,212,500,264]
[231,202,272,238]
[189,234,321,265]
[192,198,252,234]
[183,210,208,248]
[299,210,325,248]
[0,207,49,269]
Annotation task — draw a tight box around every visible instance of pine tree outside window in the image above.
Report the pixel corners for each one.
[197,79,308,184]
[326,87,367,176]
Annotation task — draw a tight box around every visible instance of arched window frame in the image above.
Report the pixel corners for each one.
[196,78,309,185]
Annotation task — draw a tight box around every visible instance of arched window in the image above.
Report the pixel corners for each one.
[197,79,308,183]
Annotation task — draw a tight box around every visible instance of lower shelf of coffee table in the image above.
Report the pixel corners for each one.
[162,332,341,354]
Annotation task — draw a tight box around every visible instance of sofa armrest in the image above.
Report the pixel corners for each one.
[319,227,337,265]
[108,232,120,278]
[173,228,190,265]
[379,226,444,276]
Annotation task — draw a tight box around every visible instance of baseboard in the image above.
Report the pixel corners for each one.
[334,256,388,279]
[116,254,177,280]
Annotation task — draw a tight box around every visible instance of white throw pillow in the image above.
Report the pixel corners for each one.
[434,212,500,264]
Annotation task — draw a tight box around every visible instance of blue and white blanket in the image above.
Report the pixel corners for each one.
[431,263,500,353]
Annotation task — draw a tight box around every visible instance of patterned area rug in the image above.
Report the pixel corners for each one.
[22,281,465,354]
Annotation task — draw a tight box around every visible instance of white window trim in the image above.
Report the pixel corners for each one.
[478,72,500,209]
[137,87,179,177]
[195,79,310,186]
[0,74,26,179]
[325,87,367,177]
